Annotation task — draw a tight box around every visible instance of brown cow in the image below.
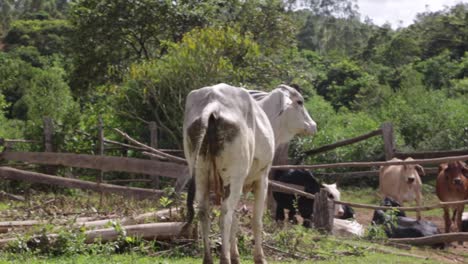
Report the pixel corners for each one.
[379,157,425,220]
[436,161,468,234]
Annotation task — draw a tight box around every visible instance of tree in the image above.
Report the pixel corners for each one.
[3,18,72,55]
[116,27,261,147]
[315,59,379,110]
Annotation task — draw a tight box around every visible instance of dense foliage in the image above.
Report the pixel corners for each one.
[1,0,468,165]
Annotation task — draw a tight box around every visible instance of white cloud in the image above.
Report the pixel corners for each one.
[357,0,468,27]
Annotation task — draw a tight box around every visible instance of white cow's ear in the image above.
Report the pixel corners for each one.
[271,89,289,116]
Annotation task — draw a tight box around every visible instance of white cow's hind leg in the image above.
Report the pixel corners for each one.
[252,175,268,264]
[197,179,212,264]
[220,182,242,264]
[230,213,240,264]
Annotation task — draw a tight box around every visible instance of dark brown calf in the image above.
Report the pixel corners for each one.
[436,161,468,234]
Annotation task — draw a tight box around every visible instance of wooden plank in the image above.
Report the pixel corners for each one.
[301,128,382,158]
[1,151,188,179]
[0,167,164,200]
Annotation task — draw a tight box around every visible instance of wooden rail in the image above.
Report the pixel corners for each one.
[300,128,383,158]
[0,151,188,179]
[272,154,468,170]
[0,167,164,200]
[314,167,439,178]
[394,149,468,159]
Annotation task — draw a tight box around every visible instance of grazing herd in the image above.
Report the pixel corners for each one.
[182,83,468,264]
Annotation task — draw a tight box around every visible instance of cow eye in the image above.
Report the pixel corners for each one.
[328,194,334,199]
[297,100,303,106]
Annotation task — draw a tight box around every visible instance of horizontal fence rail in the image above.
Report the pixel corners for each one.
[314,167,439,178]
[301,128,383,157]
[394,149,468,159]
[0,167,164,200]
[0,151,189,179]
[272,154,468,171]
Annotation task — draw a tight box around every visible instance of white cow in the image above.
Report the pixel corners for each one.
[183,83,316,264]
[379,157,425,220]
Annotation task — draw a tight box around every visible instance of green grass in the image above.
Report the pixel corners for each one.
[0,202,10,211]
[0,251,442,264]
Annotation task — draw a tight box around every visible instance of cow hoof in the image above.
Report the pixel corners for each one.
[231,257,241,264]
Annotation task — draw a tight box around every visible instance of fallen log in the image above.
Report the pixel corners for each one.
[389,233,468,246]
[0,209,173,233]
[0,222,188,248]
[0,216,101,233]
[0,167,164,200]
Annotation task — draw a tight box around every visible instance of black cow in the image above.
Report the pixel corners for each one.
[372,197,440,239]
[273,169,353,227]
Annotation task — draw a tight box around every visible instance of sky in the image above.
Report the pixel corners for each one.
[357,0,468,28]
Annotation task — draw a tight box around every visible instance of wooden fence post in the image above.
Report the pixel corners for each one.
[313,189,334,233]
[43,117,56,175]
[97,116,105,206]
[97,116,104,184]
[43,117,54,153]
[149,121,160,189]
[381,122,395,161]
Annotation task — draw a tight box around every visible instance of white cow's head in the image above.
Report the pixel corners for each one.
[323,183,345,217]
[258,84,317,146]
[402,157,425,184]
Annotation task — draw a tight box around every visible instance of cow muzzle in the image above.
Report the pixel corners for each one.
[335,205,344,217]
[407,177,415,184]
[454,178,462,186]
[304,122,317,135]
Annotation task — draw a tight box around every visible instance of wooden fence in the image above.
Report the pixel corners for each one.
[2,118,468,244]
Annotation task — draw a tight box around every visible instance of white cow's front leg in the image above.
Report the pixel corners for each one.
[415,192,422,221]
[252,175,268,264]
[220,183,242,264]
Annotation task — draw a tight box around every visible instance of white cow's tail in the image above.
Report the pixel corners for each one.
[186,103,219,224]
